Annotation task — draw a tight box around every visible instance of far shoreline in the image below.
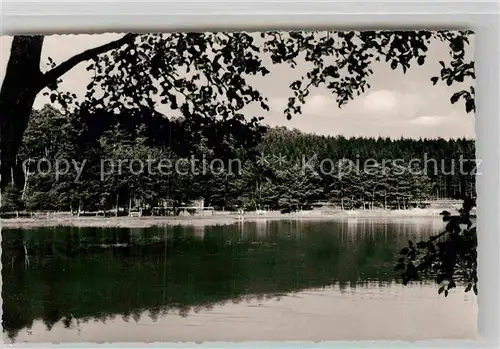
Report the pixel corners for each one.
[0,208,448,229]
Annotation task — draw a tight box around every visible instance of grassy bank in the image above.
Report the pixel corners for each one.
[0,208,447,229]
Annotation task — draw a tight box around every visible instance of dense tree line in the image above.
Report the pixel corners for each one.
[0,105,475,214]
[259,127,476,208]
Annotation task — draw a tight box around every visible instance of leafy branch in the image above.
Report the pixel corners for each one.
[394,197,478,296]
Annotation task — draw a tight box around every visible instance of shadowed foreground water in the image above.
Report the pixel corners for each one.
[2,218,477,343]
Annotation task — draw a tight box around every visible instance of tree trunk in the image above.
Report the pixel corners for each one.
[21,162,30,200]
[1,34,136,190]
[10,167,15,186]
[0,36,45,189]
[115,194,119,217]
[443,175,447,199]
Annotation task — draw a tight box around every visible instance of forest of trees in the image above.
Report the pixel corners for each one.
[0,104,476,215]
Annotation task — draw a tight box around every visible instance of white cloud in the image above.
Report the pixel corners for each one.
[410,115,445,126]
[358,89,425,121]
[362,90,398,113]
[268,97,287,112]
[302,94,334,115]
[268,94,338,117]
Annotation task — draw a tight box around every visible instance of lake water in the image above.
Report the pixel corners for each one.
[1,218,477,343]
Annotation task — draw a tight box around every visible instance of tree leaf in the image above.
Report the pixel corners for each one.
[465,99,475,113]
[450,92,462,104]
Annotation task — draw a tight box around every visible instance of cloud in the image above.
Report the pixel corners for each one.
[268,97,287,112]
[302,94,335,115]
[262,91,472,139]
[410,115,445,126]
[268,94,338,117]
[357,89,426,122]
[362,90,398,113]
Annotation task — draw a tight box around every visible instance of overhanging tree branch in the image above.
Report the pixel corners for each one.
[42,33,137,86]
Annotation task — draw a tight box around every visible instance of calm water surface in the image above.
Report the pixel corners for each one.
[1,218,477,343]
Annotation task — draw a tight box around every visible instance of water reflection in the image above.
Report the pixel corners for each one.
[2,218,469,342]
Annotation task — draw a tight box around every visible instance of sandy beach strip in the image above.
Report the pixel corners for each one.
[0,208,447,229]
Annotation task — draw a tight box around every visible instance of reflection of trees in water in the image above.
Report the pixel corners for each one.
[2,220,437,341]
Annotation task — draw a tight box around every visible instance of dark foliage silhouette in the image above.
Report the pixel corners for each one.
[395,197,477,296]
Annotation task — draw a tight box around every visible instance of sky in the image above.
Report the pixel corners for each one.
[0,32,476,139]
